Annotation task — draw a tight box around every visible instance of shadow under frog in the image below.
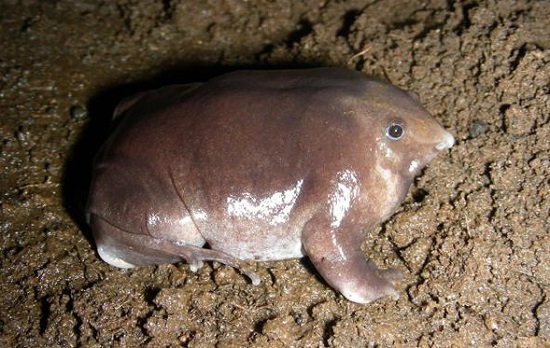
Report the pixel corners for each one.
[86,67,454,304]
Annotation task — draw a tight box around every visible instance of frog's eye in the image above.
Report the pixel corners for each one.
[386,122,405,140]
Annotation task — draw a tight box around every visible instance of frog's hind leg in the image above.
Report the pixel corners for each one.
[90,214,260,284]
[158,241,261,285]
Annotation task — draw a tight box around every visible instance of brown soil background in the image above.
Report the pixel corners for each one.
[1,0,548,347]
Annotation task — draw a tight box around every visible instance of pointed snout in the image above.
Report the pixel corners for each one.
[435,130,454,151]
[410,125,454,176]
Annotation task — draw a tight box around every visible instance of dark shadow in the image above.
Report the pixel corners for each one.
[337,9,361,38]
[62,62,319,246]
[299,256,328,286]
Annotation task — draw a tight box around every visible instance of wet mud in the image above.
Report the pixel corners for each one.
[0,0,548,347]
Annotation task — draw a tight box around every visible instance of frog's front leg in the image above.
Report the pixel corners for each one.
[302,215,401,304]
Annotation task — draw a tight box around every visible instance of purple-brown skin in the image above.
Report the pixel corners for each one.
[86,68,454,304]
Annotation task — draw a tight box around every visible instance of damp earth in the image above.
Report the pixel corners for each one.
[1,1,548,347]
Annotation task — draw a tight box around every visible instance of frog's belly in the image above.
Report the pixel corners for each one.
[202,224,305,261]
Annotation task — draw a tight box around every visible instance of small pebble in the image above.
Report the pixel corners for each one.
[70,105,87,120]
[469,119,487,138]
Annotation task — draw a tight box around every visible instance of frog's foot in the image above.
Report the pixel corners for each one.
[371,261,403,282]
[158,241,261,285]
[362,260,402,301]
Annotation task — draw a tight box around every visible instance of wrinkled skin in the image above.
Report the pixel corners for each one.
[87,68,454,304]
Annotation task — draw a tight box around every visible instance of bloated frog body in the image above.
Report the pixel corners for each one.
[87,68,454,304]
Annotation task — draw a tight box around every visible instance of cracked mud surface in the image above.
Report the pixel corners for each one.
[1,0,548,347]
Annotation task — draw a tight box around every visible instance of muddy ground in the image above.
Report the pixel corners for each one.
[1,0,548,347]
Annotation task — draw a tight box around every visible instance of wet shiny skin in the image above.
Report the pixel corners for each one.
[87,68,454,304]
